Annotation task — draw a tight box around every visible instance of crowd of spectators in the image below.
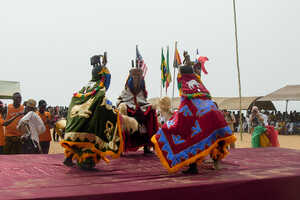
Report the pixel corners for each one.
[227,109,300,135]
[0,92,68,155]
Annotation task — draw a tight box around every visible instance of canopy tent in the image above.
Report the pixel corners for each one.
[0,80,21,99]
[220,96,276,111]
[259,85,300,101]
[148,96,275,111]
[258,85,300,112]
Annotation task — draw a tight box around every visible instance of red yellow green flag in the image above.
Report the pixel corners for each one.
[173,43,182,68]
[165,46,172,91]
[161,48,167,88]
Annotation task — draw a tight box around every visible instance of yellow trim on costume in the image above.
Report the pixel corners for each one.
[60,141,109,164]
[151,134,237,173]
[60,111,124,165]
[102,112,124,158]
[97,66,110,75]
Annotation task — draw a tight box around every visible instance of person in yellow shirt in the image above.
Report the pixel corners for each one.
[2,92,24,154]
[0,100,5,154]
[37,100,52,154]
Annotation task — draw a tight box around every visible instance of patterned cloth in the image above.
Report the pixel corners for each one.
[60,67,124,169]
[152,71,236,173]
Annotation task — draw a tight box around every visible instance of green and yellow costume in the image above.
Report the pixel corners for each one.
[60,55,124,169]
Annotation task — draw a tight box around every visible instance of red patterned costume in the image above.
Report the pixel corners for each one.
[152,55,236,173]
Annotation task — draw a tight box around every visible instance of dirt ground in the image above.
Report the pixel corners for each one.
[49,132,300,154]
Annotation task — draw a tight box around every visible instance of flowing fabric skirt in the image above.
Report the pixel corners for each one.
[152,97,236,173]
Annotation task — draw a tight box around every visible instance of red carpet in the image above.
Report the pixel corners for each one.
[0,148,300,200]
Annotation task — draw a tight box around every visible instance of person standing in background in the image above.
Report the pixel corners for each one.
[0,101,5,154]
[249,106,268,133]
[17,99,45,154]
[2,92,24,154]
[223,110,236,148]
[37,100,52,154]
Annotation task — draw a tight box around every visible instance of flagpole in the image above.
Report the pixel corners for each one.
[160,82,162,98]
[233,0,243,141]
[160,47,163,98]
[166,45,169,97]
[171,42,177,110]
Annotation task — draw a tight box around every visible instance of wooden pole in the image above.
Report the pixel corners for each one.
[233,0,243,140]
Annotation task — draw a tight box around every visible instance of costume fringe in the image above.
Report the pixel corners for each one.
[151,134,236,173]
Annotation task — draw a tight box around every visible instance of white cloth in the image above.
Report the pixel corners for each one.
[116,88,151,112]
[17,111,45,145]
[288,122,294,133]
[261,114,269,126]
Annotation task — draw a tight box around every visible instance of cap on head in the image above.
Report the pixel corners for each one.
[26,99,36,109]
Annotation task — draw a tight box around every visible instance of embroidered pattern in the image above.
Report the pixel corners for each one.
[179,105,192,117]
[191,99,217,117]
[166,119,175,128]
[191,120,202,137]
[157,126,232,167]
[172,134,186,145]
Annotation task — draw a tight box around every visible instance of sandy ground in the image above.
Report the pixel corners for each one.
[49,132,300,154]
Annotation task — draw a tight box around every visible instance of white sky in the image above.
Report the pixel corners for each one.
[0,0,299,111]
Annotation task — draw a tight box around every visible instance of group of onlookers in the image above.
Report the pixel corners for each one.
[222,108,299,135]
[0,92,65,155]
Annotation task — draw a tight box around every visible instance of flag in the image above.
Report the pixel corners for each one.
[198,56,209,74]
[165,46,172,91]
[136,45,148,77]
[161,48,167,88]
[173,42,181,68]
[195,48,209,75]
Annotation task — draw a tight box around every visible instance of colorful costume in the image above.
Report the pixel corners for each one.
[252,125,280,148]
[151,55,236,173]
[60,54,124,169]
[117,65,158,152]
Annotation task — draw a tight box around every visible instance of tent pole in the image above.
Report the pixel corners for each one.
[285,100,289,113]
[233,0,243,141]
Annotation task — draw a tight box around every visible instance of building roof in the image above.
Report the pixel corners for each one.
[0,80,21,99]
